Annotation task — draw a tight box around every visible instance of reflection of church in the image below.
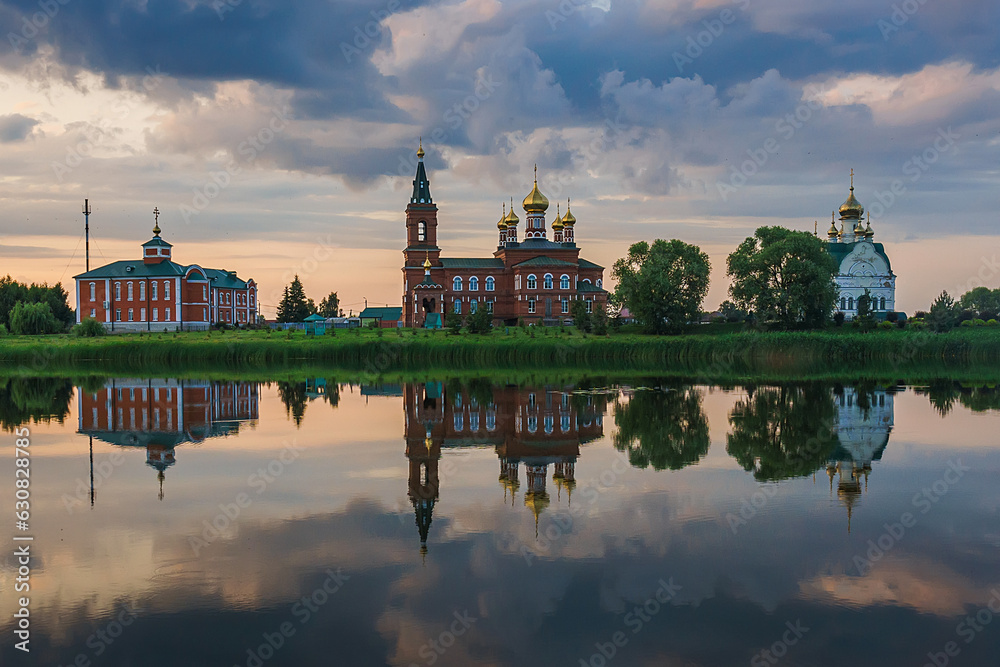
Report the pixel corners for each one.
[826,386,897,531]
[78,379,259,499]
[402,382,606,553]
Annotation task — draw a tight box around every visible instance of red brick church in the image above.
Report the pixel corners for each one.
[401,145,607,327]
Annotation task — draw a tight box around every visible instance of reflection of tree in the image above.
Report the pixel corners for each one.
[0,377,73,432]
[277,382,308,427]
[915,381,960,416]
[726,385,838,481]
[321,379,340,409]
[916,381,1000,415]
[959,385,1000,413]
[614,387,710,470]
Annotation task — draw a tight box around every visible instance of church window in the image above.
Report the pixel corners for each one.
[543,274,553,289]
[597,279,602,289]
[453,276,462,291]
[561,414,570,432]
[544,415,554,434]
[487,299,494,312]
[470,299,478,314]
[561,299,569,314]
[582,278,591,285]
[486,410,496,431]
[527,274,537,290]
[139,282,145,300]
[470,412,480,432]
[418,221,427,242]
[586,299,593,313]
[528,298,536,313]
[848,297,854,310]
[128,308,134,322]
[880,297,886,310]
[454,412,463,432]
[127,282,133,300]
[485,277,495,291]
[454,300,462,314]
[165,282,171,300]
[89,283,96,301]
[114,282,121,300]
[841,297,846,310]
[469,276,479,291]
[560,275,570,290]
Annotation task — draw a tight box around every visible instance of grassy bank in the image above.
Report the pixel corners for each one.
[2,326,1000,382]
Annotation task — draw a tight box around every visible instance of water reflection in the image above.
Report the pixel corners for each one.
[1,375,998,666]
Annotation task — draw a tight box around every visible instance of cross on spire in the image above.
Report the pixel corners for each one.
[152,206,161,236]
[850,168,854,190]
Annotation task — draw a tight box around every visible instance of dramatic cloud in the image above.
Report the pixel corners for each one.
[0,111,37,141]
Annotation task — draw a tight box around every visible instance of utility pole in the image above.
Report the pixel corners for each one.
[83,199,92,271]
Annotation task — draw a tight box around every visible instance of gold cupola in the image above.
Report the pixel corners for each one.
[838,169,864,220]
[551,203,564,229]
[505,197,519,226]
[497,202,507,230]
[827,212,839,238]
[522,165,549,213]
[561,198,576,226]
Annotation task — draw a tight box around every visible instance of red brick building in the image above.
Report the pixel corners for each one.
[401,146,607,327]
[73,212,257,331]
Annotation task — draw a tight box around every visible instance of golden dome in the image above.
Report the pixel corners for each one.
[827,212,838,237]
[423,255,432,270]
[561,198,576,225]
[838,170,864,219]
[505,198,520,225]
[522,165,549,213]
[551,203,564,229]
[864,221,874,238]
[416,138,424,159]
[498,203,508,230]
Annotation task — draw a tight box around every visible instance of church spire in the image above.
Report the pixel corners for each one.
[410,142,432,204]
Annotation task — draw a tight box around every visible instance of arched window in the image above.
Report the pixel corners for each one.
[841,297,846,310]
[485,277,495,291]
[470,299,478,314]
[527,416,537,433]
[596,279,603,289]
[583,278,591,285]
[527,274,537,290]
[454,300,462,314]
[469,276,479,291]
[418,221,427,242]
[454,412,463,431]
[114,282,121,300]
[880,297,886,310]
[848,297,854,310]
[453,276,462,291]
[560,275,570,290]
[544,415,554,434]
[543,274,553,289]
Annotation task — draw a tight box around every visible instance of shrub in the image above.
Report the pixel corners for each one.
[73,318,107,337]
[877,321,894,330]
[972,318,987,327]
[445,312,463,334]
[909,320,928,330]
[9,301,60,335]
[988,319,999,327]
[833,312,845,327]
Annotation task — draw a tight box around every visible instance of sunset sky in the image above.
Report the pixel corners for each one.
[1,0,998,317]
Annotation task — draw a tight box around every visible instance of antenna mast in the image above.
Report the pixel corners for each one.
[83,199,92,271]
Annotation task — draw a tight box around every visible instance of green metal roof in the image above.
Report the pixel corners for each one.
[513,256,578,268]
[438,257,505,269]
[204,268,249,289]
[826,240,893,274]
[360,306,402,320]
[577,281,606,294]
[577,258,604,269]
[517,239,571,251]
[142,236,172,248]
[74,260,186,279]
[304,314,326,321]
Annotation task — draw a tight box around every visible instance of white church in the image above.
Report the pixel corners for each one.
[824,173,897,319]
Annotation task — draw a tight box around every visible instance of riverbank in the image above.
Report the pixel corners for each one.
[2,327,1000,382]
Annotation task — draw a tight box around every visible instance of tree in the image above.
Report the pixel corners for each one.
[9,301,60,335]
[614,386,710,470]
[726,227,838,329]
[276,275,312,323]
[855,289,876,332]
[927,291,958,332]
[719,300,748,323]
[591,301,609,335]
[0,276,73,329]
[570,299,591,333]
[959,287,1000,320]
[445,311,463,333]
[318,292,341,318]
[612,239,710,334]
[466,303,493,334]
[726,384,839,482]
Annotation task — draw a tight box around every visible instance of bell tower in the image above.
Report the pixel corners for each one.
[404,141,439,266]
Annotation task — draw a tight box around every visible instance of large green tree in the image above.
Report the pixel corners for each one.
[614,386,710,470]
[612,239,711,334]
[726,384,839,482]
[318,292,341,318]
[9,301,60,335]
[927,291,958,332]
[0,276,73,329]
[726,227,838,329]
[958,287,1000,320]
[276,275,313,323]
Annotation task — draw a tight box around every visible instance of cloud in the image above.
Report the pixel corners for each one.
[0,112,38,141]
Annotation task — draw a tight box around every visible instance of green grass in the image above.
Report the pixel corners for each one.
[3,325,1000,383]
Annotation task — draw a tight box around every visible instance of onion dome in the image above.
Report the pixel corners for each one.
[423,255,432,270]
[522,165,549,213]
[551,203,564,229]
[838,170,864,219]
[561,198,576,226]
[827,212,839,238]
[505,198,519,225]
[498,203,508,230]
[416,137,424,159]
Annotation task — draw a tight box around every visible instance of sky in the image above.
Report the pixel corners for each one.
[0,0,998,317]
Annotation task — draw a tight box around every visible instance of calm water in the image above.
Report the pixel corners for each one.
[1,377,999,667]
